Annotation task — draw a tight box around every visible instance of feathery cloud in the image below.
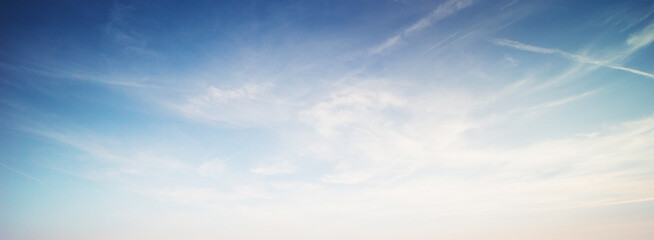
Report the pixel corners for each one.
[493,38,654,79]
[626,21,654,52]
[0,163,65,196]
[371,0,474,54]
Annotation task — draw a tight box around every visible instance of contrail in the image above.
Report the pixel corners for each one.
[0,162,65,196]
[493,38,654,79]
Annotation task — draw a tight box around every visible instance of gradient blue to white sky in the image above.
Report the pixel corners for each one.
[1,0,654,239]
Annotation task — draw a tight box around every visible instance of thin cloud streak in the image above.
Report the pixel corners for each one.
[0,62,166,89]
[371,0,474,54]
[427,30,462,51]
[626,21,654,52]
[493,38,654,79]
[0,162,65,196]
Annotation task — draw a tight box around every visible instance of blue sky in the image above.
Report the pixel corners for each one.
[1,0,654,239]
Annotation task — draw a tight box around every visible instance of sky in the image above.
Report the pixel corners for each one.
[1,0,654,239]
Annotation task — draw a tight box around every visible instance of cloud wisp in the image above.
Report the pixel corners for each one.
[626,21,654,53]
[371,0,474,54]
[493,39,654,79]
[0,162,65,196]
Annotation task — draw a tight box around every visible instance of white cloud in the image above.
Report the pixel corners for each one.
[144,184,275,209]
[371,0,474,54]
[626,21,654,52]
[406,0,474,34]
[0,163,65,196]
[312,114,654,213]
[22,127,188,181]
[174,82,288,125]
[493,39,557,54]
[0,62,163,88]
[296,82,481,184]
[198,160,226,177]
[250,160,297,175]
[203,83,269,103]
[493,38,654,79]
[301,84,407,136]
[104,2,159,56]
[321,168,381,184]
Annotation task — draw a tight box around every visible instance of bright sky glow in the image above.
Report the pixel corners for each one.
[1,0,654,239]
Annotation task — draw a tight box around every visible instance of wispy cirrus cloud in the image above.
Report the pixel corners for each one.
[626,21,654,52]
[104,2,159,57]
[250,160,297,175]
[0,162,65,196]
[493,38,654,79]
[493,20,654,81]
[197,160,226,177]
[172,82,290,125]
[22,127,188,180]
[0,62,164,88]
[371,0,474,54]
